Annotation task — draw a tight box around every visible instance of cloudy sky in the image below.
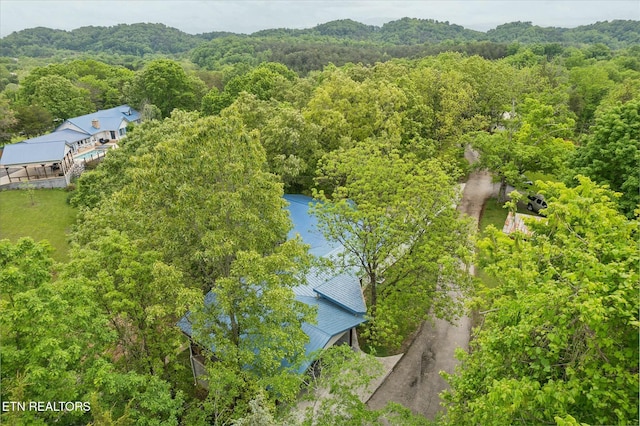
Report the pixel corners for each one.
[1,0,638,37]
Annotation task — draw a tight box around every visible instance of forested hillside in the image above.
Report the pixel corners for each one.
[1,19,638,62]
[0,16,638,426]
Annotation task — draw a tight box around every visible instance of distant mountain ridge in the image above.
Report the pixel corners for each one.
[1,18,637,58]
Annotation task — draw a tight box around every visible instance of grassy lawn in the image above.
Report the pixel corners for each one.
[479,198,510,233]
[479,196,534,233]
[477,198,512,290]
[0,189,77,262]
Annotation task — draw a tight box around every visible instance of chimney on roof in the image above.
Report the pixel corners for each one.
[92,119,100,129]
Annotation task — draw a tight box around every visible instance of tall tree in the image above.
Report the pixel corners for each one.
[569,98,639,217]
[224,62,298,101]
[69,109,309,423]
[312,140,473,343]
[188,240,313,424]
[455,54,519,127]
[471,97,575,201]
[0,97,17,143]
[568,63,615,132]
[443,178,639,425]
[128,59,206,117]
[29,74,94,120]
[63,230,201,376]
[72,110,292,291]
[0,238,112,425]
[302,66,407,152]
[201,62,298,115]
[221,93,322,191]
[13,104,53,138]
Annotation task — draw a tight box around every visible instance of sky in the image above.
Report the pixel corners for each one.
[1,0,638,38]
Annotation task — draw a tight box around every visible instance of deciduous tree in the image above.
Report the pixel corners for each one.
[471,97,575,201]
[0,238,113,425]
[72,110,293,291]
[13,104,53,138]
[63,230,201,376]
[312,140,473,348]
[303,67,407,152]
[188,241,313,423]
[569,98,639,217]
[30,74,94,120]
[0,97,16,143]
[222,93,321,191]
[443,177,639,425]
[128,59,206,117]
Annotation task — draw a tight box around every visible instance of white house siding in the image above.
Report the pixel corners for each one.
[117,121,130,139]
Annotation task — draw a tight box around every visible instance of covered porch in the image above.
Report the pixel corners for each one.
[0,140,75,189]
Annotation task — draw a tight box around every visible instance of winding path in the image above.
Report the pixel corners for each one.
[366,151,497,419]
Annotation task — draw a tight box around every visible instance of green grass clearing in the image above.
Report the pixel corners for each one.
[477,198,512,290]
[479,198,510,233]
[0,189,77,262]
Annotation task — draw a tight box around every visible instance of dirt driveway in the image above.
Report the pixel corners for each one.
[366,152,497,419]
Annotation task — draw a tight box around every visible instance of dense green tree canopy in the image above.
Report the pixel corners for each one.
[63,230,201,376]
[187,240,313,424]
[221,94,322,191]
[72,110,292,292]
[3,20,637,60]
[569,98,639,217]
[444,178,639,425]
[0,238,112,425]
[312,140,474,349]
[129,59,206,116]
[29,74,94,120]
[67,109,315,423]
[15,60,134,115]
[470,97,576,200]
[3,20,640,424]
[201,62,298,114]
[11,104,53,138]
[303,66,408,151]
[0,97,16,143]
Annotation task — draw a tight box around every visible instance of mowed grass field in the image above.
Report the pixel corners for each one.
[479,198,510,233]
[0,189,77,262]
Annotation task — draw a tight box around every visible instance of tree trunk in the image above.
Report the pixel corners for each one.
[498,176,508,203]
[369,271,377,319]
[230,312,239,347]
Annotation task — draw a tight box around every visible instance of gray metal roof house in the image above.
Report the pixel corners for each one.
[178,194,367,384]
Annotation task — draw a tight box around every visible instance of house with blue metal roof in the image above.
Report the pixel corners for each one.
[55,104,140,146]
[0,105,139,189]
[178,194,367,383]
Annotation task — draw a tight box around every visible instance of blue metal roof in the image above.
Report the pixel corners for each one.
[297,295,366,336]
[0,140,69,166]
[1,105,139,167]
[57,104,140,136]
[179,292,366,374]
[178,194,368,374]
[176,315,194,337]
[284,194,338,257]
[178,293,366,351]
[21,129,90,145]
[294,265,366,314]
[313,269,366,314]
[284,194,366,314]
